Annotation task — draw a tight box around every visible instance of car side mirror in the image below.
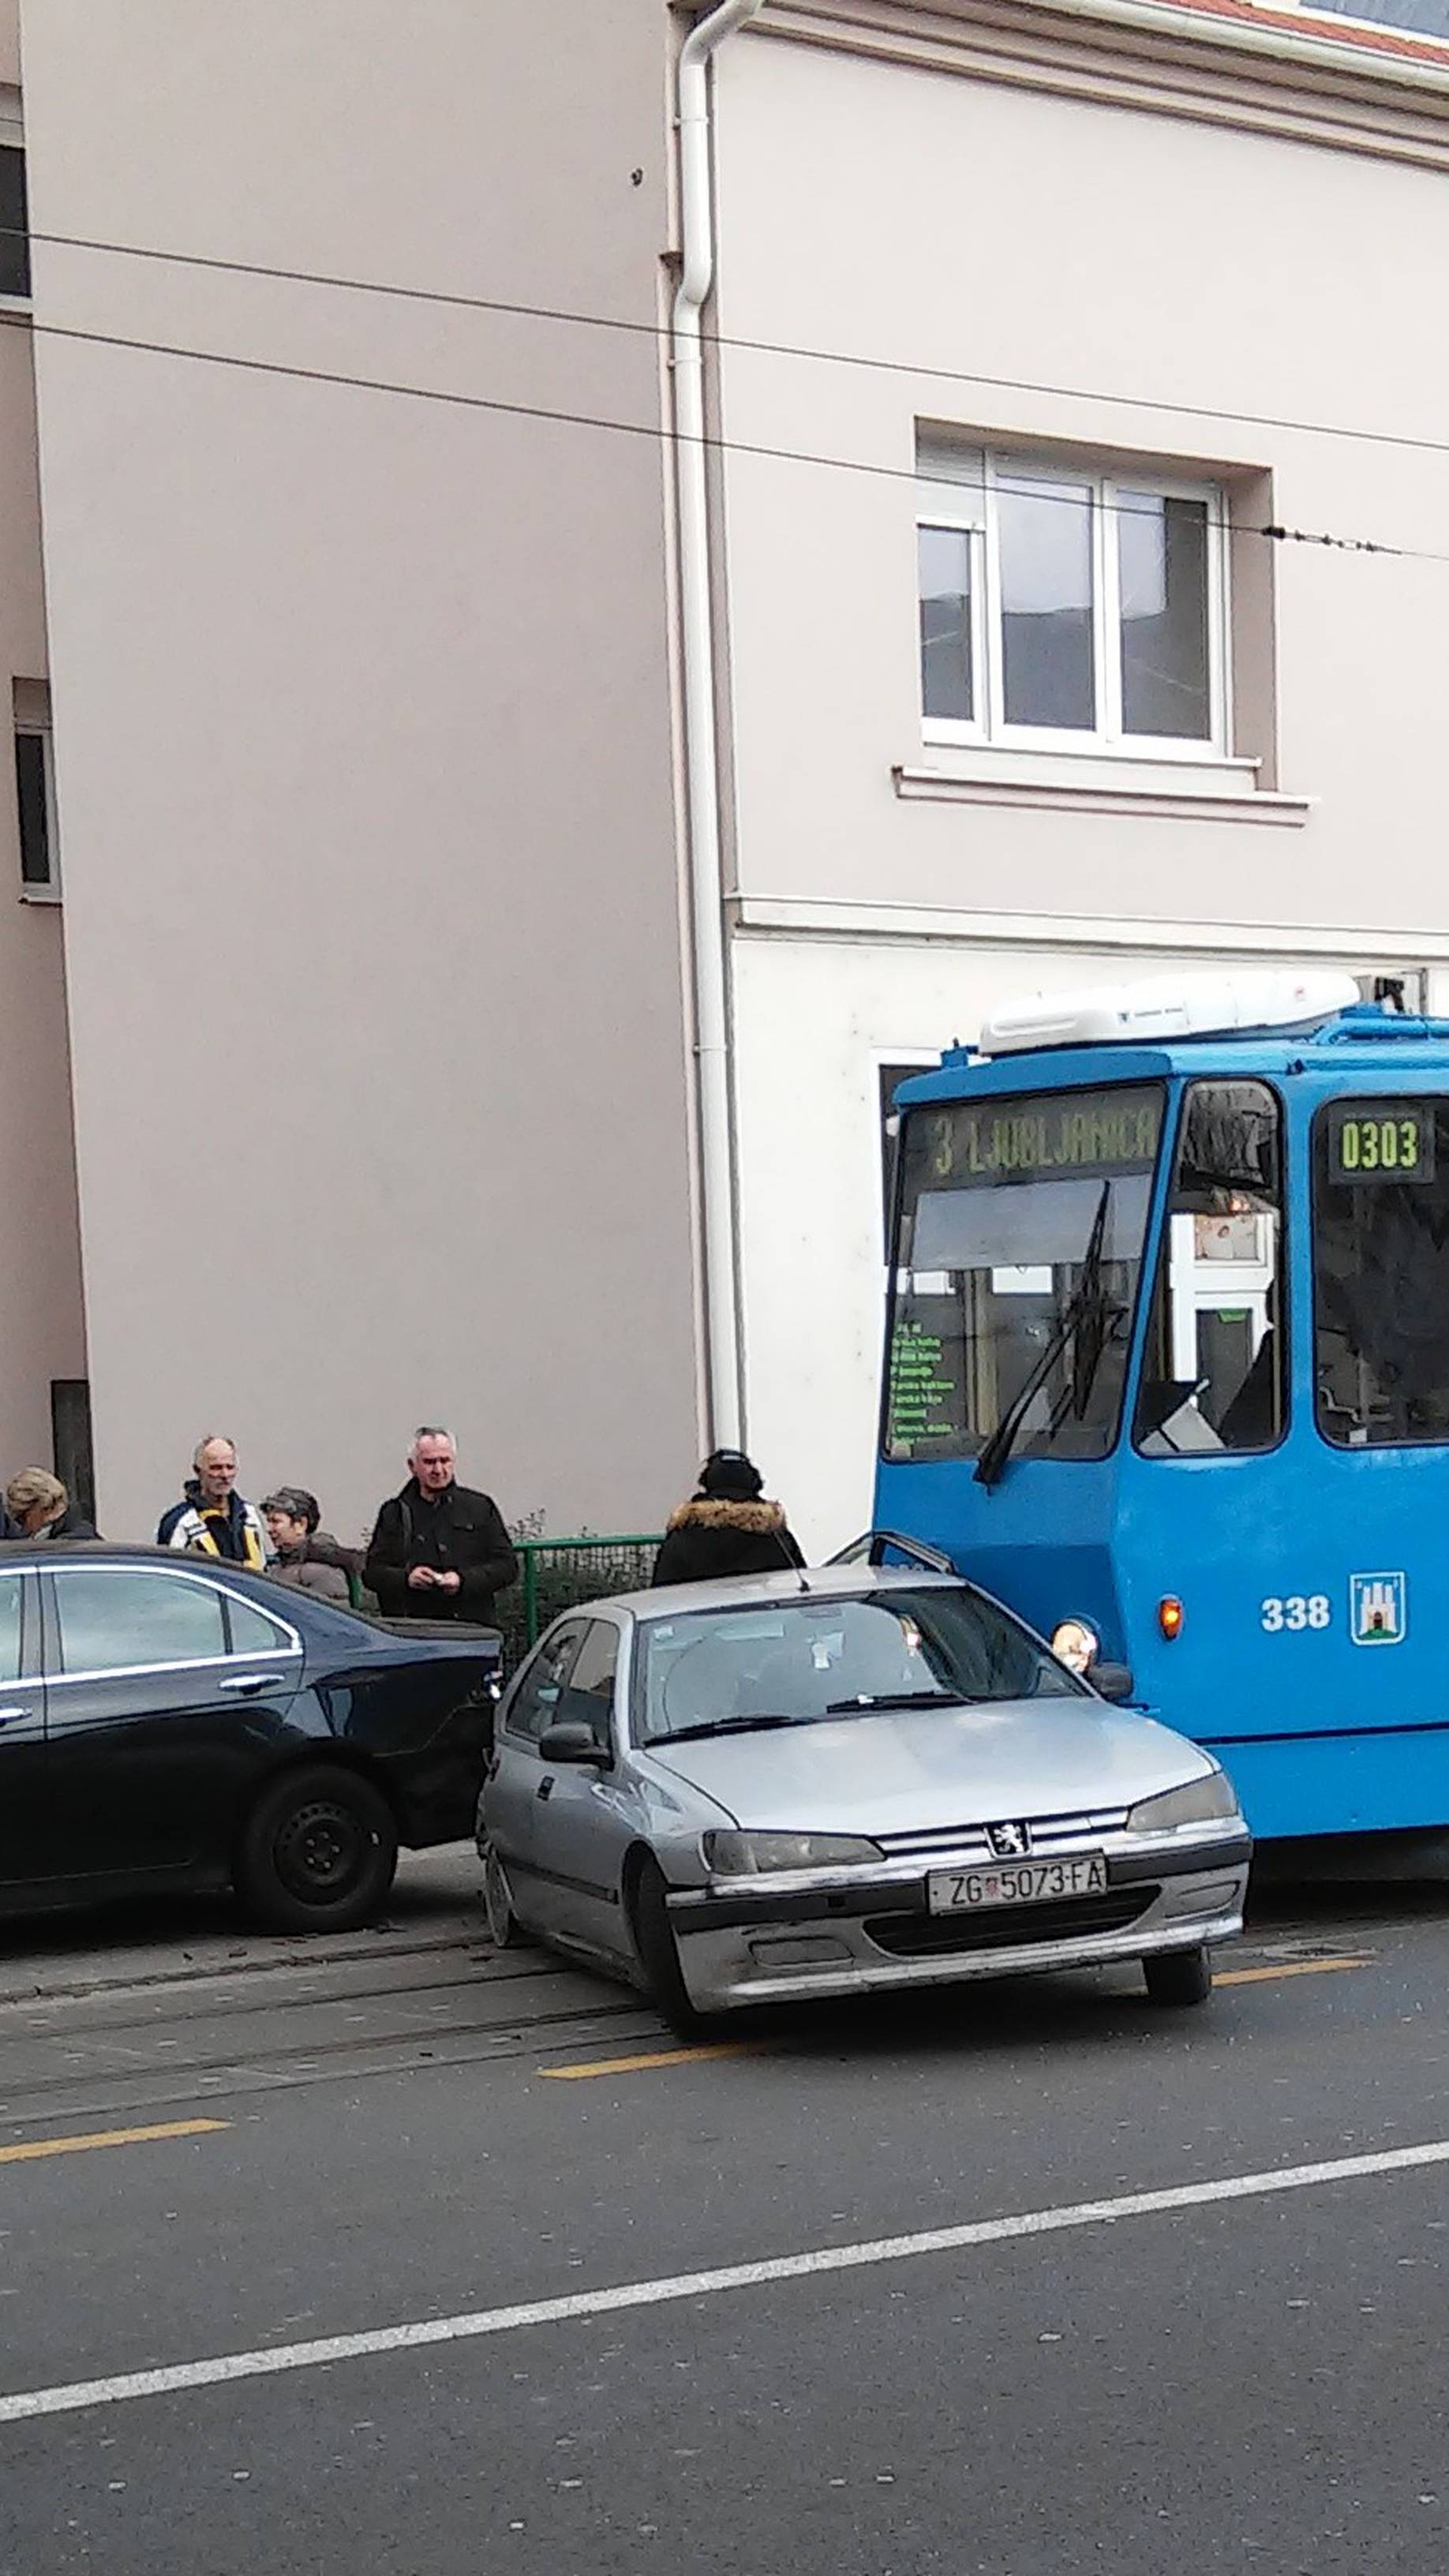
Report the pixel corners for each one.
[538,1720,610,1765]
[1086,1661,1135,1703]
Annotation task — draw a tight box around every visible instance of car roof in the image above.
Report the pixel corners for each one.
[600,1564,964,1622]
[0,1540,267,1574]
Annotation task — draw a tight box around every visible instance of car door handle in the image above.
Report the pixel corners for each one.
[0,1705,31,1724]
[216,1674,275,1698]
[537,1776,555,1802]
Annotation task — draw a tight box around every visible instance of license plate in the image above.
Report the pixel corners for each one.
[927,1854,1108,1914]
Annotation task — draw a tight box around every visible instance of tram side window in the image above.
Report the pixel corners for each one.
[1314,1097,1449,1448]
[1133,1080,1285,1457]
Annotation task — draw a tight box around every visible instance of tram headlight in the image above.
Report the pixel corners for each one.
[1126,1772,1241,1837]
[1051,1619,1099,1676]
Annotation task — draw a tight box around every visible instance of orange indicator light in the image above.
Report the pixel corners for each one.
[1159,1597,1185,1641]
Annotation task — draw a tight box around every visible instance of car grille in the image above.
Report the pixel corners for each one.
[874,1808,1130,1866]
[863,1889,1156,1957]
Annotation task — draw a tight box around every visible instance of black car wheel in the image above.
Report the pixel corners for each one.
[630,1857,706,2039]
[481,1841,530,1949]
[1143,1945,1213,2007]
[238,1765,399,1934]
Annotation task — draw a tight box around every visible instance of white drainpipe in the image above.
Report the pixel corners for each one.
[672,0,762,1454]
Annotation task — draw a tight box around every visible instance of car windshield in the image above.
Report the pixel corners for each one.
[634,1587,1081,1745]
[884,1083,1165,1466]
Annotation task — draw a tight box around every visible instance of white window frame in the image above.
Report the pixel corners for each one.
[916,447,1230,764]
[15,714,58,901]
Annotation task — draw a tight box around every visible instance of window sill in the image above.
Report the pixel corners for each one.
[0,293,33,326]
[896,754,1313,826]
[19,883,60,906]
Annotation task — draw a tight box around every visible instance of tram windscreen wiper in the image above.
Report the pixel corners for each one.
[974,1181,1112,1490]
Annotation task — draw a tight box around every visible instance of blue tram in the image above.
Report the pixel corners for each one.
[874,970,1449,1844]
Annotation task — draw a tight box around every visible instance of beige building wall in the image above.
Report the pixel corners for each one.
[0,0,85,1487]
[713,13,1449,942]
[20,0,700,1544]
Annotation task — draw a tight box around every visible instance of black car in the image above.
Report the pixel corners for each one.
[0,1542,501,1932]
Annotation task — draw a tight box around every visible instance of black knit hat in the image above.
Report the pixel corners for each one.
[698,1449,765,1501]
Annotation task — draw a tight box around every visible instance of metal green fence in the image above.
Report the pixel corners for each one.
[501,1533,662,1665]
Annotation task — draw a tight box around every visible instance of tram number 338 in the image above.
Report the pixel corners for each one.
[1260,1594,1331,1633]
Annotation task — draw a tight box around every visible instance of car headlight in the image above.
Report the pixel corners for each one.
[1051,1619,1099,1676]
[1126,1772,1241,1836]
[701,1830,885,1875]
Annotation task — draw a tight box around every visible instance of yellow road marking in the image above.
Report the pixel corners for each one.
[540,2044,762,2080]
[1218,1955,1368,1986]
[0,2118,229,2167]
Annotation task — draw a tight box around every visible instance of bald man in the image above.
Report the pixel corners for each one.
[157,1436,268,1568]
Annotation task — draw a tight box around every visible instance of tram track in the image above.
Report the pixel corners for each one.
[0,1950,560,2045]
[0,1870,1432,2138]
[0,1879,669,2129]
[0,1996,666,2132]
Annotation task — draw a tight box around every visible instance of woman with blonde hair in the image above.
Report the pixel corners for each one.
[4,1466,97,1541]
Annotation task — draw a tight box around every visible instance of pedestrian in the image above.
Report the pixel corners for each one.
[158,1435,268,1568]
[651,1449,805,1586]
[4,1467,98,1541]
[363,1426,518,1624]
[260,1488,358,1604]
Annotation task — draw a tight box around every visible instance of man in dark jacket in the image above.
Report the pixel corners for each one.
[364,1427,518,1623]
[652,1450,805,1587]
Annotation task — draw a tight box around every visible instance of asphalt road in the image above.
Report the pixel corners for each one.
[3,1855,1449,2573]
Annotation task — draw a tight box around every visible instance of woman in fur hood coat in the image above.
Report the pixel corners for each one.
[650,1450,806,1587]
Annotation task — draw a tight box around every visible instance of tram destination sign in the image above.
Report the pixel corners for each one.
[915,1086,1163,1189]
[1324,1099,1436,1187]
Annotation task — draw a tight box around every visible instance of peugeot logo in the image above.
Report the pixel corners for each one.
[987,1820,1031,1859]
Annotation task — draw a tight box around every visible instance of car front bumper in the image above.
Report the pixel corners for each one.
[664,1834,1252,2013]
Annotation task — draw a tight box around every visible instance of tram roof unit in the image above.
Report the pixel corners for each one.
[894,968,1449,1109]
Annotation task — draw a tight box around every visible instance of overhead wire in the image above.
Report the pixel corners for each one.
[24,312,1449,567]
[11,215,1449,472]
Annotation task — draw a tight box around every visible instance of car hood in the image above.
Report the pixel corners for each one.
[642,1699,1213,1833]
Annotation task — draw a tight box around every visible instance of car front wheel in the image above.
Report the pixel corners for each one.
[481,1841,530,1948]
[1143,1945,1213,2007]
[630,1857,707,2039]
[237,1765,399,1934]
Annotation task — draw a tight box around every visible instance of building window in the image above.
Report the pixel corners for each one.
[14,681,57,897]
[0,146,29,300]
[1298,0,1449,38]
[51,1380,95,1526]
[915,436,1227,758]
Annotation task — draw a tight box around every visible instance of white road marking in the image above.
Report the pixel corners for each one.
[2,2135,1447,2427]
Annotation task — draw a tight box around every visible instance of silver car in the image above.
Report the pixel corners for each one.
[477,1567,1250,2031]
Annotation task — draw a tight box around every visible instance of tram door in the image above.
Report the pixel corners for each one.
[1162,1209,1275,1443]
[1133,1080,1285,1464]
[1117,1076,1300,1796]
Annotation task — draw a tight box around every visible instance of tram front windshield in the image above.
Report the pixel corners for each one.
[885,1084,1165,1464]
